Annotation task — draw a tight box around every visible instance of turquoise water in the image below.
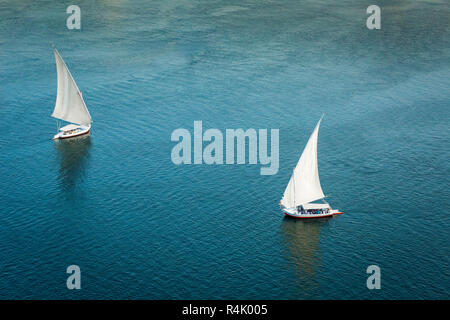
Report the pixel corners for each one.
[0,0,449,299]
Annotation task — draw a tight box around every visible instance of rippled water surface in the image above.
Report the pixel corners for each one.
[0,0,449,299]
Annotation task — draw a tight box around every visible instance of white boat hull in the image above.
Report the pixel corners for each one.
[282,207,343,219]
[53,124,90,140]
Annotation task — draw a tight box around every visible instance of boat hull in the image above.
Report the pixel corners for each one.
[53,125,90,140]
[282,208,343,219]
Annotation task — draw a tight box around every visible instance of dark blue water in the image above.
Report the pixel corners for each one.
[0,0,449,299]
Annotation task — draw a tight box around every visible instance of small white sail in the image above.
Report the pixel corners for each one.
[51,49,92,126]
[281,116,325,208]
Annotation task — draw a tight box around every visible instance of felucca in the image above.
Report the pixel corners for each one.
[280,115,343,219]
[51,49,92,140]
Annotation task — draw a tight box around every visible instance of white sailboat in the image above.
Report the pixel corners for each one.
[51,49,92,140]
[280,115,343,219]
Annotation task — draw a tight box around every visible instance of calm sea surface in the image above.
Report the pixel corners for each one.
[0,0,449,299]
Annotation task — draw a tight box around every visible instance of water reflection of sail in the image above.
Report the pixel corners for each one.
[54,134,91,191]
[281,218,329,291]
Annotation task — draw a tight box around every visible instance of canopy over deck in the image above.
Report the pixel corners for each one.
[302,203,330,210]
[60,124,83,131]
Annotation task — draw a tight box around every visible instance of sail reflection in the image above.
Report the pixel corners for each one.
[281,217,330,291]
[54,134,92,192]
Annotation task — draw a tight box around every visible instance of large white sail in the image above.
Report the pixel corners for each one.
[281,117,325,208]
[51,49,92,126]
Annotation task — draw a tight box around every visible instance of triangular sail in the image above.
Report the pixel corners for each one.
[51,49,92,126]
[281,116,325,208]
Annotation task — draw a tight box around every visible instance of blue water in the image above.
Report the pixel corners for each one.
[0,0,449,299]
